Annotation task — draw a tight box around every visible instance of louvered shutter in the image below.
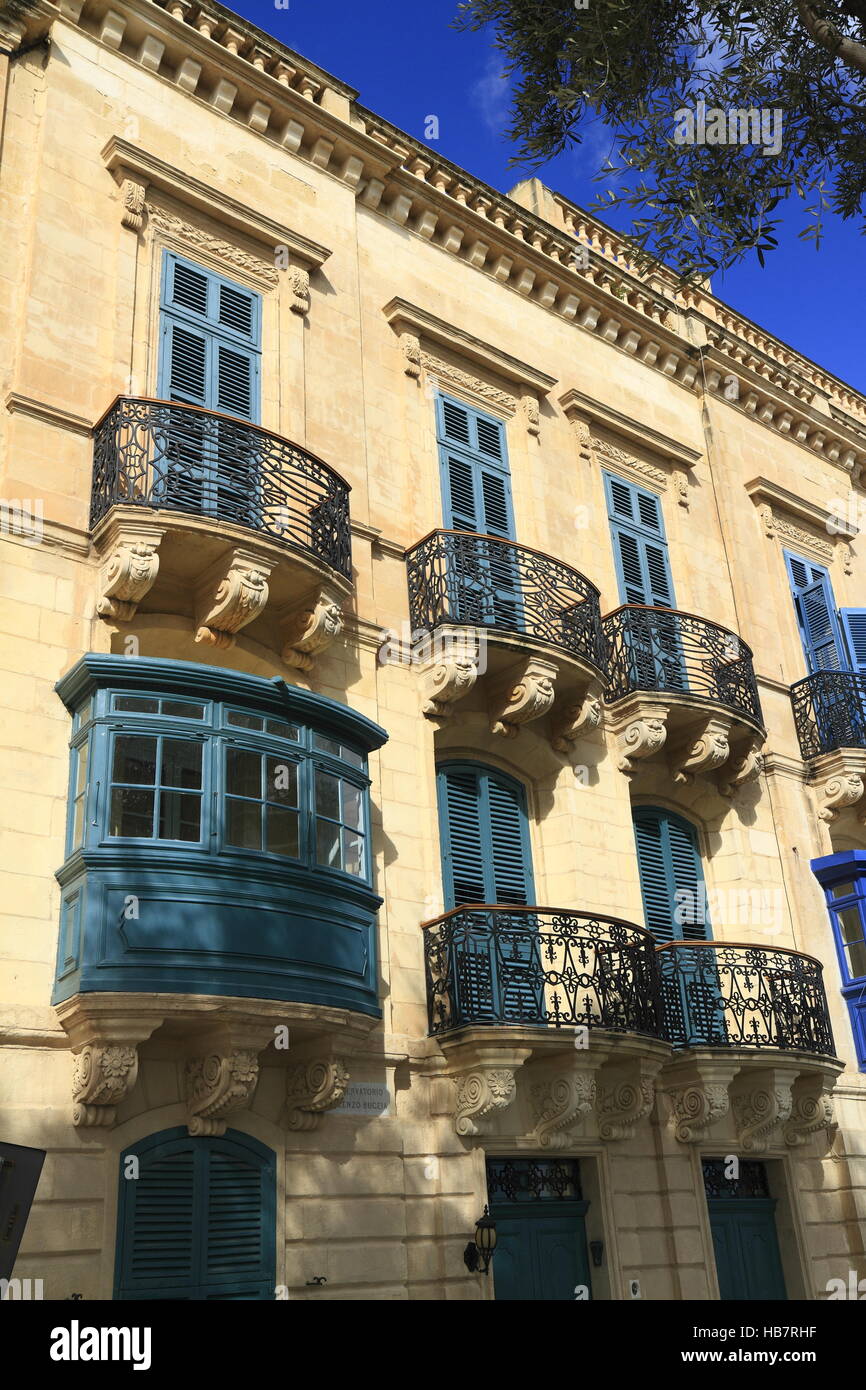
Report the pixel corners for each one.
[840,610,866,672]
[159,251,261,423]
[437,395,514,540]
[605,472,676,608]
[116,1128,275,1300]
[784,552,844,674]
[437,764,534,908]
[632,808,710,943]
[164,322,209,406]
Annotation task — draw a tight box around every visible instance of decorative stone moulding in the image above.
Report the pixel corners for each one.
[550,684,604,755]
[383,298,556,434]
[94,520,165,621]
[488,656,558,738]
[594,1055,665,1142]
[55,996,165,1128]
[606,693,765,796]
[746,477,857,566]
[660,1052,842,1150]
[559,389,702,476]
[810,749,866,823]
[531,1071,597,1150]
[417,626,481,719]
[184,1019,278,1136]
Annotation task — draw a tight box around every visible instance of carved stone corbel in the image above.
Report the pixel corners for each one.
[417,627,480,718]
[659,1058,739,1144]
[595,1056,662,1141]
[718,738,765,798]
[96,524,165,621]
[195,548,272,648]
[55,1000,163,1128]
[454,1069,519,1137]
[521,391,541,437]
[670,716,733,786]
[280,586,344,670]
[185,1051,261,1136]
[608,695,670,776]
[289,266,310,315]
[531,1073,596,1149]
[730,1069,795,1153]
[120,174,147,232]
[550,686,603,754]
[783,1071,840,1147]
[400,331,422,378]
[811,750,866,823]
[488,656,558,737]
[286,1059,350,1131]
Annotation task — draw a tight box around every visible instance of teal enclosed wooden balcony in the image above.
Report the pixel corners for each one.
[53,656,387,1017]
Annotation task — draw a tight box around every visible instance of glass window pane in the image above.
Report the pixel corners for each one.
[163,700,205,719]
[226,747,262,799]
[113,735,157,785]
[227,710,263,730]
[844,939,866,979]
[831,882,857,900]
[343,783,363,830]
[266,757,297,806]
[837,907,865,946]
[316,770,340,820]
[161,739,203,789]
[342,829,365,877]
[225,798,262,850]
[109,787,154,837]
[316,819,341,869]
[77,697,93,726]
[114,696,159,713]
[266,719,299,741]
[159,790,202,841]
[314,733,342,758]
[74,741,89,796]
[267,807,299,859]
[340,747,365,770]
[72,795,86,847]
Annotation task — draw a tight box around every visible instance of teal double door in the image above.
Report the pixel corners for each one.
[487,1158,591,1301]
[704,1160,787,1301]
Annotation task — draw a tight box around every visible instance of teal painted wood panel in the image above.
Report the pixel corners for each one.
[490,1202,591,1301]
[708,1199,787,1301]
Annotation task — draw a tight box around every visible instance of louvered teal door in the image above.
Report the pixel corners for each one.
[437,395,520,630]
[633,808,725,1045]
[437,762,541,1023]
[115,1128,275,1300]
[158,252,262,526]
[604,472,683,690]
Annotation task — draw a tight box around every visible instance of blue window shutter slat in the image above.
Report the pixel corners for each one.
[159,252,261,418]
[116,1128,275,1300]
[215,342,257,422]
[605,472,676,608]
[163,322,208,405]
[170,258,209,317]
[840,609,866,672]
[438,763,533,908]
[437,394,514,539]
[784,550,844,674]
[633,808,709,943]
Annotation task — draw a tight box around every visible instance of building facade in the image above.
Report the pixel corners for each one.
[1,0,866,1302]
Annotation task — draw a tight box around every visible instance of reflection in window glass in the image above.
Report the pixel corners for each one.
[224,748,299,859]
[315,768,365,876]
[163,701,205,719]
[227,710,263,730]
[71,740,89,847]
[115,696,160,713]
[313,732,364,769]
[109,735,202,841]
[831,882,857,899]
[837,906,866,979]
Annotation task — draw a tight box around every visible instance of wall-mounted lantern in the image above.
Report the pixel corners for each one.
[463,1205,497,1275]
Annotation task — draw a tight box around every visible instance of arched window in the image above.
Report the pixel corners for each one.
[632,806,710,942]
[436,762,535,908]
[115,1127,275,1301]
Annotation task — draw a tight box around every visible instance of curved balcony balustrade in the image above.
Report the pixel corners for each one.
[89,398,353,662]
[92,396,352,576]
[657,941,836,1057]
[791,670,866,760]
[602,606,765,787]
[406,530,605,671]
[405,531,606,740]
[422,906,659,1038]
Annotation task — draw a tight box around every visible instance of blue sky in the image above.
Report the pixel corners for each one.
[231,0,865,395]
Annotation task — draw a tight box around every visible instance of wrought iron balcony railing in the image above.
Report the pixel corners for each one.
[422,906,660,1037]
[405,530,606,671]
[791,670,866,759]
[603,604,763,727]
[657,942,836,1056]
[91,396,352,579]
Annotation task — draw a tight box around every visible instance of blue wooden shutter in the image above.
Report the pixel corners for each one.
[839,609,866,673]
[159,252,261,424]
[437,763,534,908]
[632,807,709,942]
[116,1127,275,1300]
[604,472,675,607]
[436,395,515,539]
[784,551,844,673]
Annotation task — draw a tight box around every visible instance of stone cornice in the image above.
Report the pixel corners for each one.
[746,476,858,541]
[384,298,557,396]
[101,135,331,267]
[52,0,866,434]
[5,390,93,434]
[559,388,701,469]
